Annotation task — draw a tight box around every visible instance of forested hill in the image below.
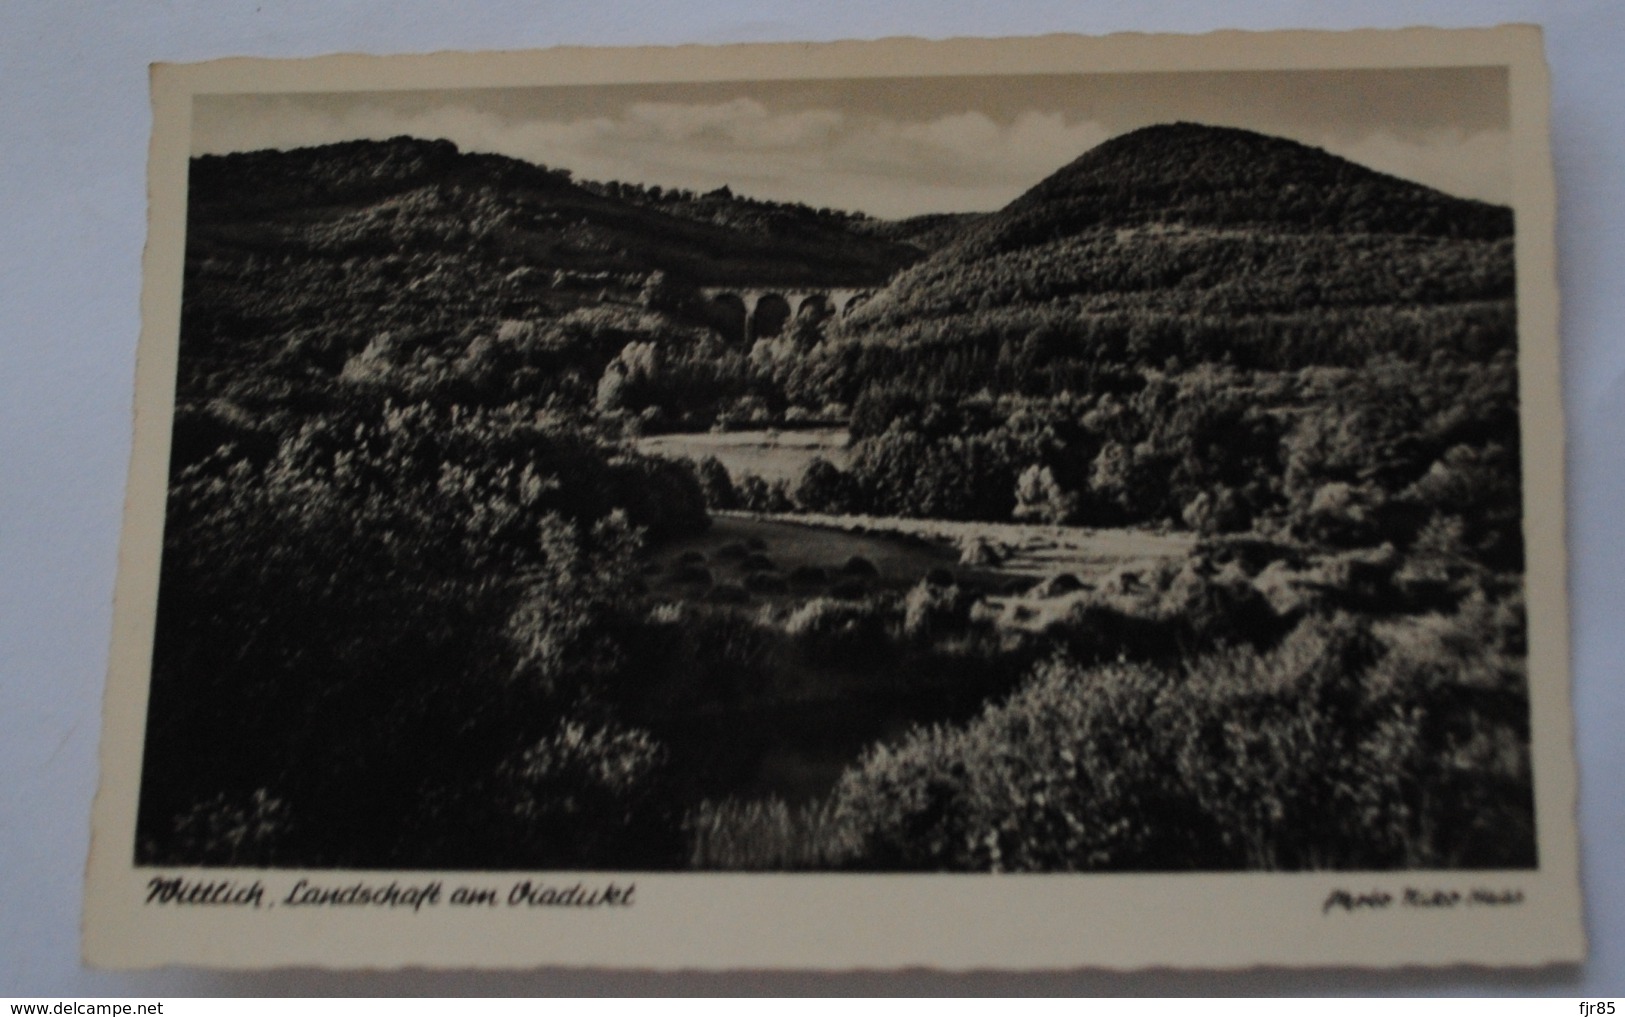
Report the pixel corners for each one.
[187,136,922,288]
[848,211,988,252]
[953,122,1512,260]
[774,120,1522,565]
[842,122,1516,357]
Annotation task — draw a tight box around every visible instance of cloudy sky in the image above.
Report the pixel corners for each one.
[193,67,1508,219]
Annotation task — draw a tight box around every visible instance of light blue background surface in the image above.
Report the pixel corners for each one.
[3,0,1620,994]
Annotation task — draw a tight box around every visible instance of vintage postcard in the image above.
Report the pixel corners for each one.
[86,26,1581,969]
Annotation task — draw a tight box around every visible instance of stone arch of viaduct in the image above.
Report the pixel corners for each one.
[698,286,874,345]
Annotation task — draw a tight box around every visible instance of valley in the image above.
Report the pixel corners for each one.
[138,121,1535,874]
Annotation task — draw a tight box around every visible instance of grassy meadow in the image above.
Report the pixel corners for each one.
[634,428,852,486]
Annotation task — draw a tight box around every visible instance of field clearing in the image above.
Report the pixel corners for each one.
[646,510,1196,606]
[648,514,957,598]
[733,510,1197,580]
[635,428,850,485]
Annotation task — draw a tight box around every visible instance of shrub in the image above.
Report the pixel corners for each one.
[1160,562,1287,649]
[737,473,794,513]
[828,657,1210,872]
[743,571,789,595]
[1251,560,1322,619]
[1031,573,1085,598]
[668,563,712,586]
[1048,601,1177,664]
[152,789,293,867]
[632,601,772,707]
[826,609,1533,872]
[692,455,739,510]
[1013,464,1079,524]
[707,583,750,604]
[1193,535,1303,576]
[1400,443,1522,569]
[1306,544,1400,612]
[958,538,1002,566]
[1181,487,1249,535]
[490,719,677,868]
[840,555,879,578]
[506,512,645,699]
[901,581,976,642]
[828,578,870,600]
[788,565,829,587]
[795,456,861,514]
[1295,481,1385,546]
[780,596,894,666]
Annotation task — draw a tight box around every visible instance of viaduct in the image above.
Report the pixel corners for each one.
[697,286,875,345]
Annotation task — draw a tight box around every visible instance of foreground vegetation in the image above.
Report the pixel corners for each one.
[676,535,1531,871]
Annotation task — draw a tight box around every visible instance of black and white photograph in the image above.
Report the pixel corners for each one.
[81,28,1582,970]
[144,60,1534,873]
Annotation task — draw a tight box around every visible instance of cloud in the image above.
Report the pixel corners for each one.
[617,99,846,150]
[193,93,1506,217]
[195,94,1122,218]
[1327,128,1510,205]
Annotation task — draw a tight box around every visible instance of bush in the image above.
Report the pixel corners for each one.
[1181,487,1249,534]
[780,596,894,666]
[828,657,1211,871]
[1306,545,1400,612]
[743,571,789,595]
[1013,464,1078,524]
[1193,535,1303,576]
[1030,573,1085,598]
[958,538,1002,566]
[1251,560,1322,619]
[840,555,879,578]
[828,578,870,600]
[795,456,861,514]
[153,789,293,867]
[738,474,794,513]
[1160,562,1287,649]
[789,565,829,587]
[901,581,975,642]
[488,719,677,868]
[668,563,712,586]
[692,455,739,511]
[826,610,1534,872]
[707,583,750,604]
[1295,481,1385,546]
[631,601,772,708]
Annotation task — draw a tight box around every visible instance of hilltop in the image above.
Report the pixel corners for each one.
[767,121,1521,554]
[187,136,926,290]
[176,136,934,407]
[954,122,1511,259]
[841,122,1515,365]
